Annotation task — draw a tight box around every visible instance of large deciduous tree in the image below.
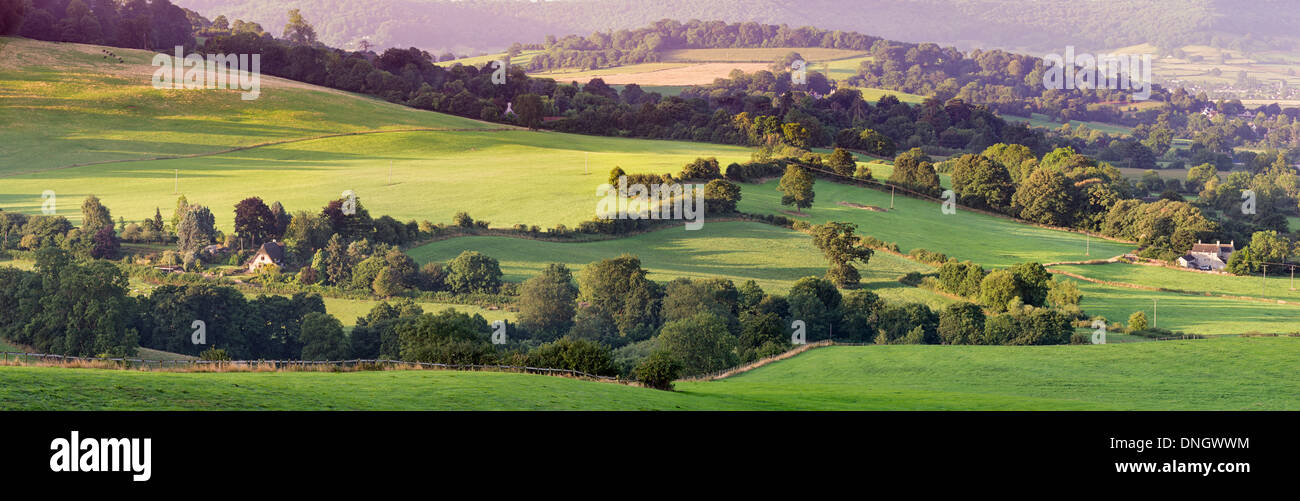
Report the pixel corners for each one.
[777,164,815,212]
[517,263,579,341]
[810,222,873,288]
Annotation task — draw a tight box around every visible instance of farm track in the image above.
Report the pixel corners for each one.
[0,126,523,178]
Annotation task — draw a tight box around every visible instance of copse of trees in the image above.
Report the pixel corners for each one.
[133,284,327,359]
[0,248,138,357]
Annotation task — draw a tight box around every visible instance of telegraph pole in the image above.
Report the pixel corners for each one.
[1262,264,1267,297]
[1153,298,1158,328]
[173,169,178,194]
[890,185,895,209]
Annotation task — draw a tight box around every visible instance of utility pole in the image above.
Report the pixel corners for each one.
[1086,233,1090,256]
[1262,264,1267,297]
[1153,298,1158,328]
[173,169,178,194]
[1290,265,1295,291]
[890,185,895,209]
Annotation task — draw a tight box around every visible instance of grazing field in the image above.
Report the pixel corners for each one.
[434,50,543,69]
[3,337,1295,410]
[407,221,950,305]
[0,128,753,230]
[0,37,502,172]
[1000,113,1133,136]
[660,48,867,63]
[851,86,929,105]
[1061,278,1300,335]
[0,37,754,229]
[317,297,515,331]
[735,180,1134,267]
[1053,262,1300,303]
[536,62,769,86]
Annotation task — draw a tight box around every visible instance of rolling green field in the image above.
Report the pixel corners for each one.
[735,179,1134,267]
[1054,262,1300,303]
[0,129,752,230]
[3,337,1295,410]
[407,221,949,305]
[1061,278,1300,335]
[0,37,503,172]
[660,48,866,63]
[1000,113,1133,136]
[318,297,515,331]
[0,37,753,229]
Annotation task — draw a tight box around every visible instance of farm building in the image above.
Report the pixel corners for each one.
[246,241,285,273]
[1177,240,1234,271]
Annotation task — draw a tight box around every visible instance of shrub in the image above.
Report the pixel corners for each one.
[527,337,617,376]
[635,351,683,390]
[898,271,923,286]
[1127,311,1149,333]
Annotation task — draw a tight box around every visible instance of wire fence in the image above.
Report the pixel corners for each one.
[0,352,619,380]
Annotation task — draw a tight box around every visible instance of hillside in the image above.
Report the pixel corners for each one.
[3,337,1297,410]
[0,37,502,173]
[0,37,753,229]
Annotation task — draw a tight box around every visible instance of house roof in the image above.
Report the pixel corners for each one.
[254,241,284,262]
[1191,242,1233,254]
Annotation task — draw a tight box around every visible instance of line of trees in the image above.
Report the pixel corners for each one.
[6,0,194,50]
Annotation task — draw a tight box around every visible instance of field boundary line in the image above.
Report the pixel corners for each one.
[0,126,522,178]
[681,340,854,382]
[0,351,634,383]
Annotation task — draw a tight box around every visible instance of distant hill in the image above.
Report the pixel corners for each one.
[173,0,1300,54]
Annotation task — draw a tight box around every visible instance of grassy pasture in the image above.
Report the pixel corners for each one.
[1061,278,1300,335]
[661,48,866,63]
[316,297,515,332]
[406,221,949,305]
[0,128,753,230]
[1000,113,1133,136]
[735,179,1134,267]
[1053,262,1300,304]
[3,337,1296,410]
[535,62,769,86]
[434,50,543,69]
[0,37,501,173]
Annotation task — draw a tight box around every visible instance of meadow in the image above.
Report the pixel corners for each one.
[734,179,1135,267]
[0,37,503,173]
[407,221,949,305]
[1053,262,1300,303]
[1,125,753,230]
[1061,277,1300,335]
[3,337,1295,410]
[660,48,866,63]
[1000,113,1134,136]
